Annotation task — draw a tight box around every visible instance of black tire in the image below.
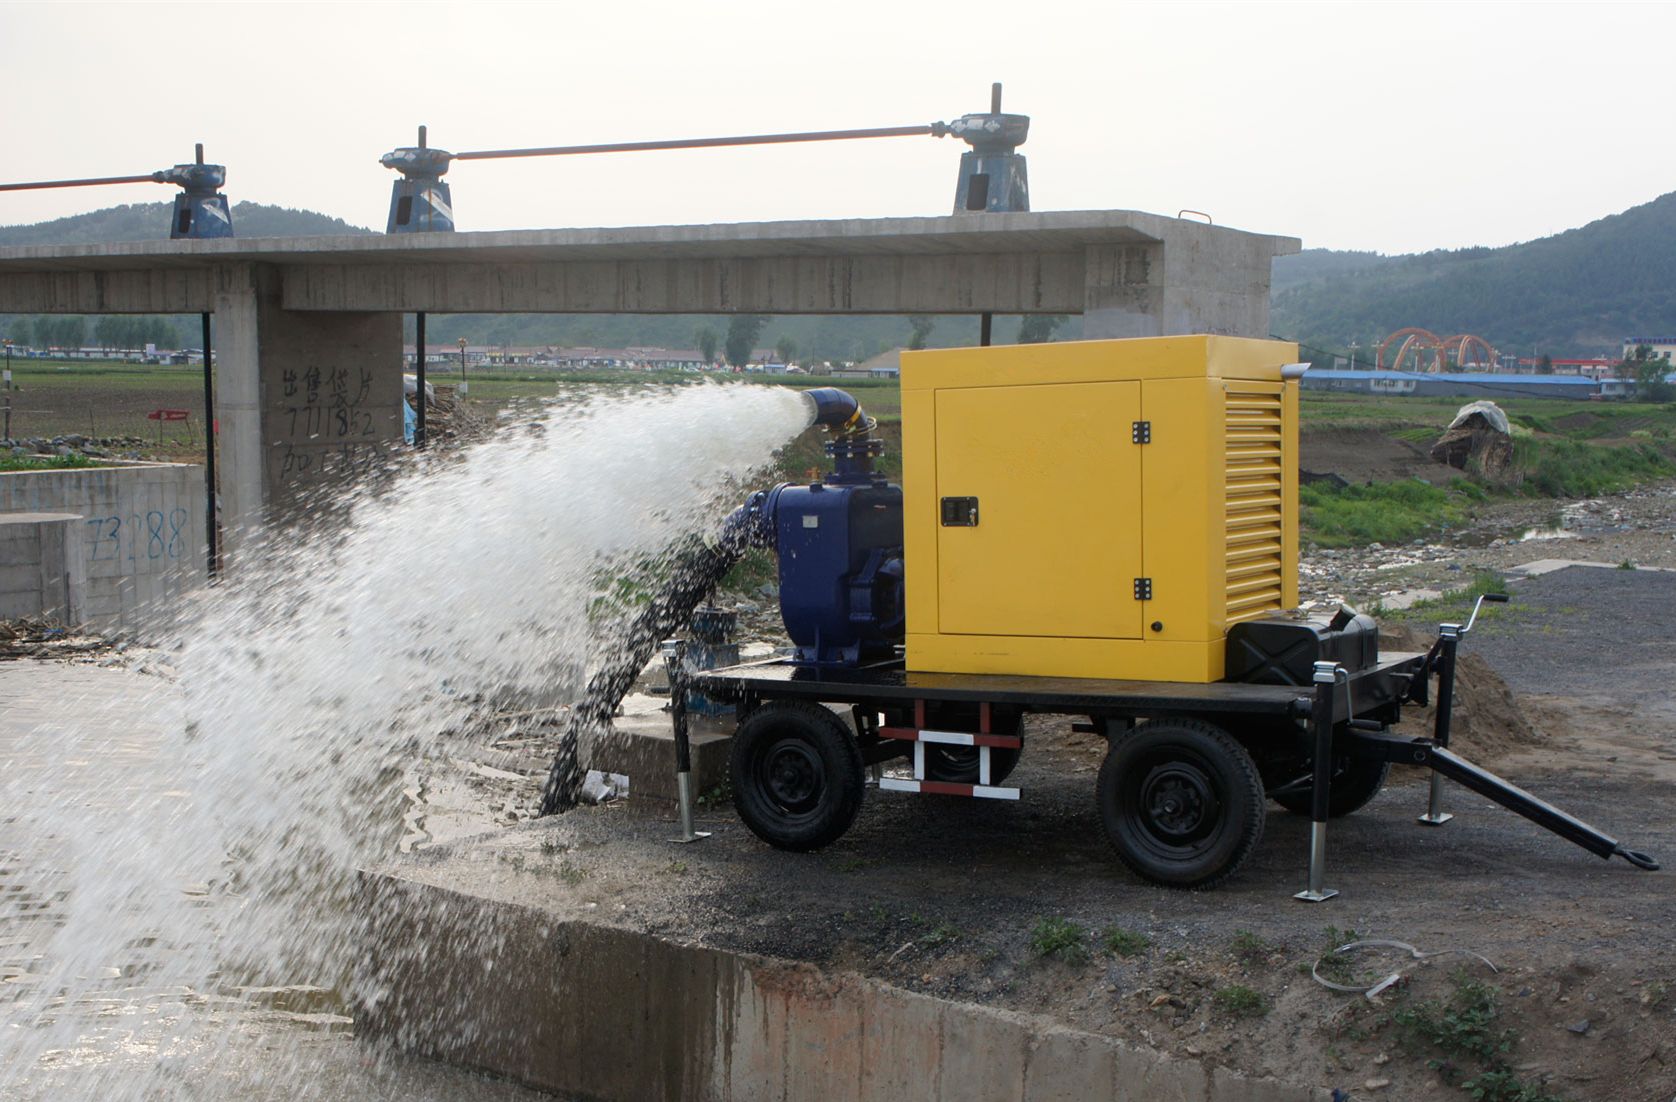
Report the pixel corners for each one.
[922,745,1021,785]
[1271,756,1390,819]
[730,701,865,852]
[1096,719,1265,890]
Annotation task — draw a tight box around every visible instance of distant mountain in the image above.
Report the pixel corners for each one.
[0,201,374,246]
[1270,249,1393,295]
[1271,192,1676,358]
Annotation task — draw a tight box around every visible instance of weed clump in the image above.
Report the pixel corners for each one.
[1212,984,1268,1018]
[1392,972,1568,1102]
[1030,918,1088,964]
[1230,930,1279,967]
[1101,926,1150,958]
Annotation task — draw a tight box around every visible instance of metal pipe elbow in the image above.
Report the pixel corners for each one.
[801,387,876,437]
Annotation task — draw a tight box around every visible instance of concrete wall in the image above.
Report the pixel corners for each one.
[356,872,1325,1102]
[0,463,205,630]
[0,512,85,623]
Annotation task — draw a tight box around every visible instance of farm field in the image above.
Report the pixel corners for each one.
[8,360,1676,517]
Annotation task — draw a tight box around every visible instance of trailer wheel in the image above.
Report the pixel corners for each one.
[1272,756,1390,819]
[730,701,865,852]
[922,745,1021,785]
[1097,719,1265,889]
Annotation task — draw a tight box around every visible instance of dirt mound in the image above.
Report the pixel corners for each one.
[1300,426,1454,485]
[1382,623,1540,762]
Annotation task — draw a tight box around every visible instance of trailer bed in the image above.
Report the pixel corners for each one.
[692,651,1428,723]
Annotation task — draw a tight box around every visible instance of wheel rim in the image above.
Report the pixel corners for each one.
[1122,753,1225,859]
[758,737,825,820]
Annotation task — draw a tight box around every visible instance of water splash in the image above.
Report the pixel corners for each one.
[0,382,811,1098]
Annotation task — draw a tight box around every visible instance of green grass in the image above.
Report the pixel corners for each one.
[0,452,100,472]
[1300,477,1481,548]
[1212,984,1268,1018]
[1377,571,1513,624]
[1511,438,1674,497]
[1029,917,1088,963]
[1101,926,1150,958]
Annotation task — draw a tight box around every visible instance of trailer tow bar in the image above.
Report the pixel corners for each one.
[1348,731,1659,871]
[1365,588,1659,872]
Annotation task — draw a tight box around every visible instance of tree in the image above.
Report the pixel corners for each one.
[34,315,86,350]
[724,314,766,368]
[908,315,937,351]
[695,325,719,365]
[1536,353,1553,375]
[1619,345,1673,401]
[775,335,799,365]
[1017,314,1068,344]
[8,318,30,347]
[1615,344,1651,383]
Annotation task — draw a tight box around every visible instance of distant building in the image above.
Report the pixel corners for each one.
[1622,337,1676,363]
[1515,357,1616,380]
[1300,369,1601,400]
[847,348,902,378]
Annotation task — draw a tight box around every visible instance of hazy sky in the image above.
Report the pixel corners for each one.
[2,0,1669,254]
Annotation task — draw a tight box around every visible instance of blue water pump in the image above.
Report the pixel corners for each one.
[733,388,905,666]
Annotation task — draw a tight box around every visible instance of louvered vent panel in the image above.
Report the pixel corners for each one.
[1225,388,1285,622]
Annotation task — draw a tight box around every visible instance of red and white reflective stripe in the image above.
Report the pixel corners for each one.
[879,777,1020,800]
[878,726,1021,749]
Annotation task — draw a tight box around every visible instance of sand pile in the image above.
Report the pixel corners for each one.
[1382,624,1540,762]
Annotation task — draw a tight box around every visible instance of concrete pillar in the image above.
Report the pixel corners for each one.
[213,276,266,562]
[212,264,405,560]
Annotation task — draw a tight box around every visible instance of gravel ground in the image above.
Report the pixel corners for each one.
[394,564,1676,1101]
[1470,565,1676,704]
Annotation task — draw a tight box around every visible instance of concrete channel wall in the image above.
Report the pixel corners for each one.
[0,462,205,630]
[356,872,1323,1102]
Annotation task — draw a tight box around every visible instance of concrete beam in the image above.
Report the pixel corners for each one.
[0,209,1297,321]
[280,252,1087,314]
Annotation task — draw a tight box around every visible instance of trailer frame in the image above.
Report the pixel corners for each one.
[675,596,1658,895]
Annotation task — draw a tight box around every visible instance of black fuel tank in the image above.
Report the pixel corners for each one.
[1224,611,1380,686]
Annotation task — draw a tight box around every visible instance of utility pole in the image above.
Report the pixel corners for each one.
[3,338,12,440]
[1348,339,1360,371]
[457,336,468,392]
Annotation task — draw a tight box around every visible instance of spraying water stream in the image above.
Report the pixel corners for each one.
[0,383,811,1099]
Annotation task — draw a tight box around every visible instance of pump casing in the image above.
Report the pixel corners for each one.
[899,336,1301,683]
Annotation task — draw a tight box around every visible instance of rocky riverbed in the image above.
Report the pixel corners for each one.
[1300,479,1676,613]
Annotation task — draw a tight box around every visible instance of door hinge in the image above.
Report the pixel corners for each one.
[1133,577,1153,600]
[1131,420,1151,444]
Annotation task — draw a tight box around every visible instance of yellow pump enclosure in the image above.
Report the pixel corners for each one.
[900,335,1300,684]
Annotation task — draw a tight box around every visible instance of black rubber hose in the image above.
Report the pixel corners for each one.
[538,523,755,815]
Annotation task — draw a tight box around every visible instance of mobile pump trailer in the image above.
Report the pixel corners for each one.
[678,336,1657,895]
